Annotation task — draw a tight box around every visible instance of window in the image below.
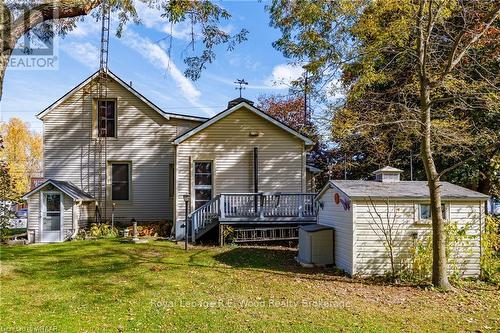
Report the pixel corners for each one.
[419,204,447,220]
[194,161,212,209]
[169,164,174,198]
[111,163,130,201]
[98,100,116,137]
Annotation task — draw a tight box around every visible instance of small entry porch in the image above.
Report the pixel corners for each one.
[188,192,318,243]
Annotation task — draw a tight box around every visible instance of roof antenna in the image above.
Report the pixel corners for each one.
[234,79,248,98]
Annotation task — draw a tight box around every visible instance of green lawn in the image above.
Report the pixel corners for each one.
[0,239,498,332]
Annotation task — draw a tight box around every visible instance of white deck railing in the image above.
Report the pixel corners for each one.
[220,193,317,220]
[189,192,317,241]
[190,195,220,242]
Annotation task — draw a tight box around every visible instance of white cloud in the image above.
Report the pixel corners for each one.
[134,1,199,42]
[61,42,99,69]
[69,19,101,37]
[121,29,212,114]
[264,63,304,89]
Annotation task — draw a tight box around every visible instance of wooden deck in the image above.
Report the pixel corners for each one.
[189,192,318,242]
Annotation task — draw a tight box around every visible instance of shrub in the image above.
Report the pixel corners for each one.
[481,215,499,284]
[403,222,474,283]
[77,223,118,240]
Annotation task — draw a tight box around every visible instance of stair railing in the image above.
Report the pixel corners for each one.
[189,195,221,242]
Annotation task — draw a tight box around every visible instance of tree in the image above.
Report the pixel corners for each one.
[0,0,247,98]
[257,93,331,190]
[0,136,15,236]
[268,0,499,289]
[0,117,42,200]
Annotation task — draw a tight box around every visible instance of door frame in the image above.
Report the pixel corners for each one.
[191,159,215,211]
[40,191,64,243]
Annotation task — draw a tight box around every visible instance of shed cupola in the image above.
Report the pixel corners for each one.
[373,166,403,182]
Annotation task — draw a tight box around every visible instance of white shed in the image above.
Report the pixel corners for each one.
[316,167,488,277]
[22,179,95,243]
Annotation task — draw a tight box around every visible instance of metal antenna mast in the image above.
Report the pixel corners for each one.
[95,0,111,223]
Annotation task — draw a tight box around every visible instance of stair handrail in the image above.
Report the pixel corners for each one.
[188,194,221,241]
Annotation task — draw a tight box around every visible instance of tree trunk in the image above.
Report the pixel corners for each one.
[0,0,102,100]
[419,82,452,290]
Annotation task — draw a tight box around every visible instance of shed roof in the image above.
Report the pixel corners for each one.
[319,180,488,200]
[22,179,95,202]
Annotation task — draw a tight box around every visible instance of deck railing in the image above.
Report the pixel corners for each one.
[190,195,220,242]
[220,192,317,220]
[188,192,317,241]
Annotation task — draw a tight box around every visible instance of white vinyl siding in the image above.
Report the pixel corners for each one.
[316,185,354,275]
[175,106,306,233]
[42,78,201,223]
[352,200,484,277]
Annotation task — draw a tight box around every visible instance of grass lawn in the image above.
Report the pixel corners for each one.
[0,239,498,332]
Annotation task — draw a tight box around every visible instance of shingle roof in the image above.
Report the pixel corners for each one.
[22,179,95,201]
[373,166,403,174]
[328,180,489,200]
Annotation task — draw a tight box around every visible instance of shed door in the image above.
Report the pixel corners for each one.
[41,192,63,242]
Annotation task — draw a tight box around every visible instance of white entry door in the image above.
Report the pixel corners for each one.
[41,192,63,242]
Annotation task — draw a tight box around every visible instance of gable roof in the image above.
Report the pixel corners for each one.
[317,180,489,201]
[173,101,314,145]
[37,69,208,122]
[22,179,95,201]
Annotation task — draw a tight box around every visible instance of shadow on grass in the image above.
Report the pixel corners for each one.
[213,246,346,277]
[0,239,429,289]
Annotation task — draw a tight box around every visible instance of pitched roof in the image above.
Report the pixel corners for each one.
[37,69,208,122]
[22,179,95,202]
[373,166,403,174]
[318,180,488,200]
[173,101,314,145]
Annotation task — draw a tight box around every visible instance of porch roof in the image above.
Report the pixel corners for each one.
[22,179,95,202]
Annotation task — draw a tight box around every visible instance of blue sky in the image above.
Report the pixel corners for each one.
[1,1,306,133]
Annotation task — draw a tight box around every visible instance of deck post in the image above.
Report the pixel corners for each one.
[219,224,224,246]
[298,194,304,218]
[259,193,265,219]
[220,194,225,220]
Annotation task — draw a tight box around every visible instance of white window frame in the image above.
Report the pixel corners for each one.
[416,202,448,223]
[96,98,117,138]
[40,191,64,242]
[193,160,213,209]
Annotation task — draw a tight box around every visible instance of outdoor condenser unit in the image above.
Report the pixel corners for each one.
[297,224,334,266]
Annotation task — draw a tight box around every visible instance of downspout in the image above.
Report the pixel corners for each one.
[70,200,83,240]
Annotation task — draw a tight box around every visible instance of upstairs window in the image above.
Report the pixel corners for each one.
[111,163,130,201]
[98,100,116,138]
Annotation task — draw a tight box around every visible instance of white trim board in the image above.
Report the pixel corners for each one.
[173,102,314,146]
[37,69,208,123]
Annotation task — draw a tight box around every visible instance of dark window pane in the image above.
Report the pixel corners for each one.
[195,174,212,186]
[195,189,212,201]
[112,164,128,181]
[195,162,211,174]
[46,194,60,212]
[98,100,116,137]
[169,164,174,197]
[112,183,129,200]
[195,189,212,209]
[112,164,129,201]
[420,204,431,219]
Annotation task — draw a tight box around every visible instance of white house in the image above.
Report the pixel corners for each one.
[316,167,488,277]
[22,70,317,243]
